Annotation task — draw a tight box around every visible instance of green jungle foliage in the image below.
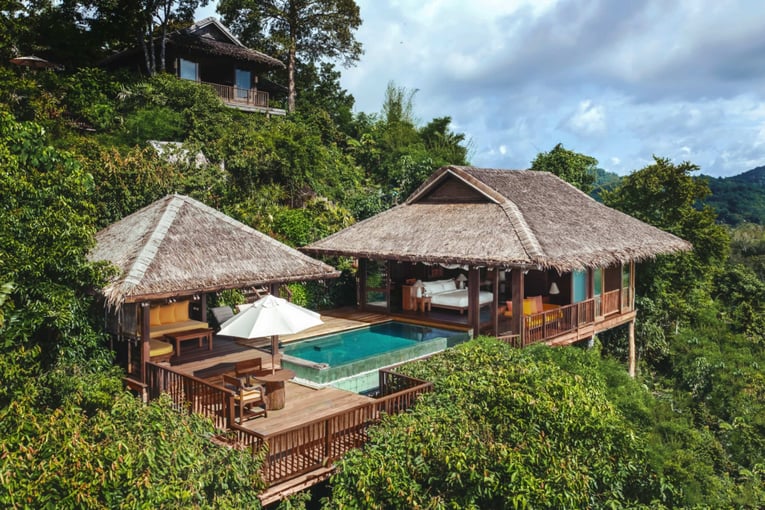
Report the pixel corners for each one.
[704,166,765,225]
[326,338,765,509]
[530,142,597,194]
[1,17,764,507]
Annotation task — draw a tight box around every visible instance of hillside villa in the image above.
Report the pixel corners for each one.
[89,169,690,502]
[100,17,287,115]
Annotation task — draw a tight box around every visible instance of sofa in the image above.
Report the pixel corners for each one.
[420,279,494,313]
[503,295,562,328]
[147,301,209,361]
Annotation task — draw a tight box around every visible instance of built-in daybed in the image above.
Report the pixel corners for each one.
[420,279,493,313]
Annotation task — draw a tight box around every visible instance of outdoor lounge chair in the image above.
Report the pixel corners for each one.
[210,306,235,331]
[223,374,267,423]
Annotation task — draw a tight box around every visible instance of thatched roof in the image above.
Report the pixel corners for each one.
[167,33,285,69]
[302,166,692,273]
[100,17,284,70]
[90,194,339,307]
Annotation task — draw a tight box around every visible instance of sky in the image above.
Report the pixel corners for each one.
[198,1,765,178]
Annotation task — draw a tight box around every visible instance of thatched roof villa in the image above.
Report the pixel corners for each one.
[89,194,338,380]
[303,166,691,374]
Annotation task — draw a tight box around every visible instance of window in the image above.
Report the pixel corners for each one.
[179,59,198,81]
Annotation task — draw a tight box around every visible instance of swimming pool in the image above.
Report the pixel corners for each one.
[280,321,469,393]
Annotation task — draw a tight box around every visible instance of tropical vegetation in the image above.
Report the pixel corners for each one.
[1,2,764,508]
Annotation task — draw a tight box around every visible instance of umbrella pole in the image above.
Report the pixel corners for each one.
[271,335,279,374]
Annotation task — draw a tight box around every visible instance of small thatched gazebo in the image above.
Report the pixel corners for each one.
[303,166,691,374]
[90,194,339,379]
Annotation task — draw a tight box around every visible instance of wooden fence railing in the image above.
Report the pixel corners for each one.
[145,363,432,488]
[523,299,596,346]
[203,82,270,107]
[601,289,622,316]
[145,362,232,430]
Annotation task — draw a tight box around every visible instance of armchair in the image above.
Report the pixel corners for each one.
[223,373,267,423]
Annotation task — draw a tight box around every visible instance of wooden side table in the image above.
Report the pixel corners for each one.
[252,369,296,410]
[419,295,432,312]
[402,285,417,311]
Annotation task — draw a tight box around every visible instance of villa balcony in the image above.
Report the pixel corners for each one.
[202,81,286,115]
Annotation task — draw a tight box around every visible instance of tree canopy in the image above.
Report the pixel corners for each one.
[530,142,597,194]
[218,0,362,112]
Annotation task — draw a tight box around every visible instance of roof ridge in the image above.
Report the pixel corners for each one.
[120,195,183,297]
[498,199,545,260]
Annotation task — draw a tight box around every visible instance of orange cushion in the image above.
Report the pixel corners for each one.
[173,301,190,321]
[149,306,162,326]
[159,304,175,324]
[505,301,513,314]
[522,298,535,315]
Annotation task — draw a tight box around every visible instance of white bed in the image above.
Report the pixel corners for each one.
[421,279,493,313]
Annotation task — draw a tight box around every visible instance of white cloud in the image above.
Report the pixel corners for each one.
[564,100,606,136]
[200,1,765,177]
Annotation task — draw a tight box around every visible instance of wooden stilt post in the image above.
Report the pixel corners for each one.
[358,258,367,309]
[140,301,151,382]
[628,319,636,377]
[511,270,523,345]
[468,267,481,337]
[490,268,500,336]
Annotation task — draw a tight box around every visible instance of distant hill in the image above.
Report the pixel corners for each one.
[590,166,765,226]
[703,166,765,225]
[590,168,622,202]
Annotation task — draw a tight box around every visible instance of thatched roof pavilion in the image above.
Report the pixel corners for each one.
[90,194,339,308]
[303,166,691,271]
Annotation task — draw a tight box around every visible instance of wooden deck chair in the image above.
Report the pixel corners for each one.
[223,374,267,423]
[210,306,234,331]
[235,358,269,383]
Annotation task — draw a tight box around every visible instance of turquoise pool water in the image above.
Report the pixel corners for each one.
[280,321,469,392]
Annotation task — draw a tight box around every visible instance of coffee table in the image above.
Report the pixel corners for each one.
[252,369,296,410]
[164,328,213,357]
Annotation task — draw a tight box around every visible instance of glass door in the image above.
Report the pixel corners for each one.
[572,270,587,303]
[235,69,251,100]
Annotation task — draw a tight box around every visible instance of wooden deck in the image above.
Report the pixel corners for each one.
[142,303,635,503]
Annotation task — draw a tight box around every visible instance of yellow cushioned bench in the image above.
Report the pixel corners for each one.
[147,301,209,360]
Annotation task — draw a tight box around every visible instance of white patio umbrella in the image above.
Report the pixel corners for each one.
[218,294,323,373]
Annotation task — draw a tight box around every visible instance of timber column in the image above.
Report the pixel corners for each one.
[628,319,636,377]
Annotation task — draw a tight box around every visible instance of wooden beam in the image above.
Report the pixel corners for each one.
[385,260,392,314]
[468,267,480,336]
[490,269,500,336]
[357,258,367,309]
[200,293,207,322]
[628,319,636,377]
[140,302,151,382]
[511,270,523,344]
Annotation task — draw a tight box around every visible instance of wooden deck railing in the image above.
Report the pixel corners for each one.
[145,363,432,488]
[523,299,597,346]
[500,293,635,346]
[202,81,270,107]
[145,362,233,430]
[601,289,622,316]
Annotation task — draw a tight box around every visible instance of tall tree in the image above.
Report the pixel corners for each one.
[218,0,362,113]
[530,143,597,194]
[602,156,729,327]
[81,0,207,74]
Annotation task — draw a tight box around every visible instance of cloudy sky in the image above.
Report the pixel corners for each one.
[200,1,765,177]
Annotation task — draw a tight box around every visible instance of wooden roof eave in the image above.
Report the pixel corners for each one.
[113,269,341,305]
